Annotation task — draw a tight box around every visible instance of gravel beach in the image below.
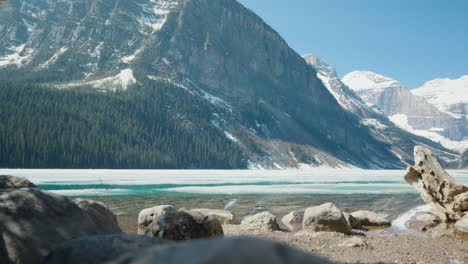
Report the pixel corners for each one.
[117,215,467,264]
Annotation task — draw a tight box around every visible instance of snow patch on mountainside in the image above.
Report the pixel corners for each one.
[201,90,232,110]
[137,0,178,33]
[224,131,239,143]
[61,69,137,91]
[362,118,388,130]
[0,45,34,67]
[122,47,144,64]
[389,114,468,152]
[412,76,468,119]
[37,47,68,69]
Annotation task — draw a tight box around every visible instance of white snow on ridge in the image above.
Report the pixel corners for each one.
[342,71,405,92]
[137,0,178,33]
[37,47,68,69]
[389,113,468,152]
[224,131,239,143]
[412,76,468,119]
[201,90,232,110]
[362,118,388,130]
[122,47,144,64]
[0,44,34,67]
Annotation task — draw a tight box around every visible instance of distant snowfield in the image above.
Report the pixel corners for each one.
[1,169,467,197]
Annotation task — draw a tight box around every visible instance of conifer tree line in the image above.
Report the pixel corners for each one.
[0,81,247,169]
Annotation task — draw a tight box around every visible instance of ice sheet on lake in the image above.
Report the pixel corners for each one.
[0,169,467,197]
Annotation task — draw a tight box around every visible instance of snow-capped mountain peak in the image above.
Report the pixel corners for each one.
[342,71,405,93]
[412,75,468,119]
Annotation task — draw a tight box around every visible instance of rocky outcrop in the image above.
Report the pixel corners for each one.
[454,214,468,233]
[281,210,303,231]
[350,210,391,228]
[73,198,122,234]
[112,237,333,264]
[409,213,440,232]
[0,175,36,188]
[0,189,114,264]
[302,203,351,234]
[145,210,223,241]
[343,212,360,229]
[404,146,468,222]
[189,208,234,224]
[240,212,280,231]
[138,205,176,234]
[44,234,170,264]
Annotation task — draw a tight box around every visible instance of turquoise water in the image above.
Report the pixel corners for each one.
[2,169,466,220]
[3,169,467,196]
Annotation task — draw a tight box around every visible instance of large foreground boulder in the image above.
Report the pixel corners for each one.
[138,205,176,234]
[350,210,391,227]
[44,234,170,264]
[189,208,234,224]
[0,175,36,189]
[73,198,122,234]
[145,210,223,241]
[112,237,333,264]
[0,189,117,264]
[281,210,303,231]
[302,203,350,234]
[240,212,280,231]
[404,146,468,222]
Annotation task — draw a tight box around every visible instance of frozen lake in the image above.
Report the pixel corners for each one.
[1,169,467,197]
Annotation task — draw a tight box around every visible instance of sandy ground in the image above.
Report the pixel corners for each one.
[117,215,467,264]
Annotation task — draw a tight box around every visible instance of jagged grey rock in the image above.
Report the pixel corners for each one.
[43,234,170,264]
[145,210,223,241]
[188,208,234,224]
[281,211,303,231]
[302,203,351,234]
[73,198,122,234]
[350,210,391,227]
[241,212,280,231]
[0,189,110,264]
[0,175,36,189]
[138,205,176,234]
[404,146,468,221]
[454,214,468,233]
[343,212,360,229]
[111,237,333,264]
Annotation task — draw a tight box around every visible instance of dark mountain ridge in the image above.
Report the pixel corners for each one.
[0,0,457,168]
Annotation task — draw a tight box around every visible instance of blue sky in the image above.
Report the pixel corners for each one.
[238,0,468,89]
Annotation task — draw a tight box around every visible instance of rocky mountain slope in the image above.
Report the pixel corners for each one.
[342,71,468,152]
[0,0,458,169]
[303,55,459,165]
